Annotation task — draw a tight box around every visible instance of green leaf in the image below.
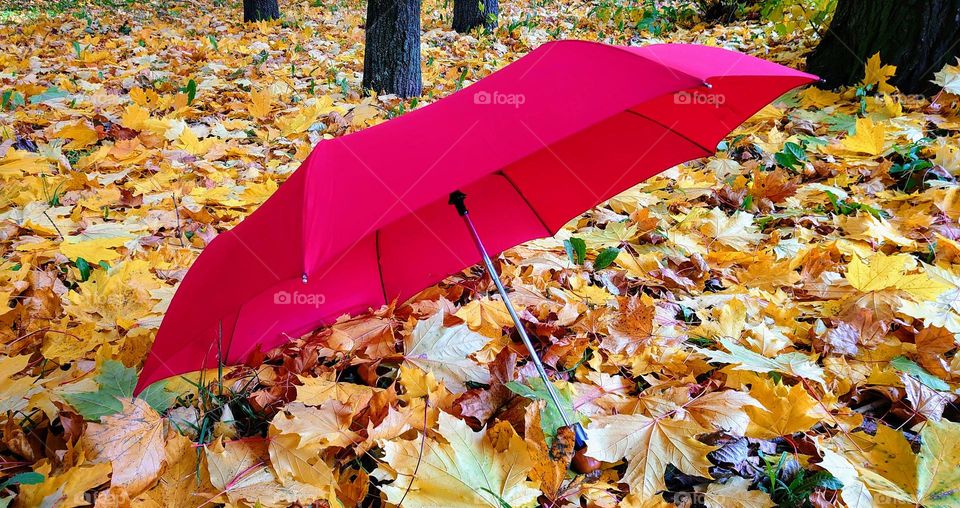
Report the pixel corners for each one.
[891,355,949,391]
[564,237,586,265]
[29,86,69,104]
[1,90,25,110]
[506,378,578,442]
[774,141,806,170]
[62,360,171,420]
[139,381,177,413]
[182,79,197,105]
[97,360,137,398]
[593,247,620,270]
[693,337,826,385]
[62,390,123,421]
[75,257,91,282]
[825,113,857,134]
[0,471,44,490]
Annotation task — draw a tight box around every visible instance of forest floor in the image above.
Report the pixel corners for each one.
[2,0,960,507]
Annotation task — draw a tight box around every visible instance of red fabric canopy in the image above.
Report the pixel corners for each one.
[136,41,816,392]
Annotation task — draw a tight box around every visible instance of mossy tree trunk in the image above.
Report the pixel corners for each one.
[807,0,960,95]
[243,0,280,22]
[453,0,498,33]
[362,0,423,98]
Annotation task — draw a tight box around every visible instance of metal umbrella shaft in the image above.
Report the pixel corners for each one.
[449,191,587,448]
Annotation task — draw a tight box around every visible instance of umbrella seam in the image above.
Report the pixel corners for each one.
[375,229,388,305]
[497,170,554,237]
[578,40,706,85]
[624,110,714,155]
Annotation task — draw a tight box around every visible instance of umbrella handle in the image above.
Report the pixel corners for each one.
[449,191,588,450]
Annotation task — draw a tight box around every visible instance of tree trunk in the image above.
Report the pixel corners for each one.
[362,0,422,98]
[807,0,960,95]
[453,0,498,33]
[243,0,280,22]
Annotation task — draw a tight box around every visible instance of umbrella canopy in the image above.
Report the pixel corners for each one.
[135,41,816,393]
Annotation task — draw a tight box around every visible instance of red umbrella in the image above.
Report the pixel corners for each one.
[135,41,816,444]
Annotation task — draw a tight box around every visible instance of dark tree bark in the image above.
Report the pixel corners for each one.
[243,0,280,22]
[453,0,498,33]
[362,0,423,98]
[807,0,960,95]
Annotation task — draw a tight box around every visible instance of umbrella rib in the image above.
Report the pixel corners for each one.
[624,110,714,156]
[375,229,388,305]
[496,170,553,237]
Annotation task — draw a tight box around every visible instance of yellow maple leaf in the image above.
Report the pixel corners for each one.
[703,477,775,508]
[136,432,210,507]
[269,401,360,450]
[841,117,886,155]
[861,52,896,94]
[0,355,38,414]
[378,412,539,507]
[819,420,960,507]
[586,413,717,499]
[120,102,150,130]
[56,121,100,150]
[205,437,331,507]
[699,208,764,250]
[248,88,274,119]
[17,459,111,508]
[403,311,490,393]
[846,254,950,301]
[294,374,383,413]
[744,377,825,439]
[176,127,217,156]
[278,96,343,136]
[932,57,960,95]
[454,297,514,337]
[59,236,128,263]
[0,149,50,178]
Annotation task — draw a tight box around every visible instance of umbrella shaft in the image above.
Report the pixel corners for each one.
[460,212,573,428]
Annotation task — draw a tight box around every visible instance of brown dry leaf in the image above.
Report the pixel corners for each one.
[902,374,955,422]
[603,295,656,354]
[524,401,576,500]
[328,315,396,358]
[915,326,957,379]
[455,348,517,424]
[749,167,798,204]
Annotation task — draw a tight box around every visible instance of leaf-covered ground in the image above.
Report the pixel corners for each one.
[2,1,960,507]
